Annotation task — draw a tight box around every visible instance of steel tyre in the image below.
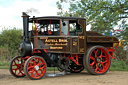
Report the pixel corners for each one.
[9,56,25,78]
[83,46,111,75]
[24,56,47,80]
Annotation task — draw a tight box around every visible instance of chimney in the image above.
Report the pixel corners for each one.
[22,12,30,41]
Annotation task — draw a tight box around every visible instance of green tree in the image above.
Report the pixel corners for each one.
[0,28,22,50]
[0,28,22,60]
[56,0,128,35]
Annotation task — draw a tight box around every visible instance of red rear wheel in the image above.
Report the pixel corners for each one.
[84,46,111,75]
[9,56,25,77]
[24,56,47,80]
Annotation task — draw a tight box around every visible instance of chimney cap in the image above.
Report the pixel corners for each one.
[22,12,30,17]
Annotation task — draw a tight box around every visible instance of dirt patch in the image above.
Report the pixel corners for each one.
[0,69,128,85]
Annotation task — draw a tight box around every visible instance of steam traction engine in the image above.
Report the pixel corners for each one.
[9,12,119,80]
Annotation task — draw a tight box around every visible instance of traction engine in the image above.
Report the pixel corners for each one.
[9,12,119,80]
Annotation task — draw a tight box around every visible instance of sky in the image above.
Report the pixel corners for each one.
[0,0,91,32]
[0,0,59,31]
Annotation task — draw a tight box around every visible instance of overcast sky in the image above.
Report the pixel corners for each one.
[0,0,91,32]
[0,0,58,30]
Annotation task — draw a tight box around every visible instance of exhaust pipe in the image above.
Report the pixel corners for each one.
[22,12,30,41]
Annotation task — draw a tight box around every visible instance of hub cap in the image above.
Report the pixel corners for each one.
[34,65,39,71]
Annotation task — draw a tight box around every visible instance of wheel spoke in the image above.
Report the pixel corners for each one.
[101,56,106,58]
[99,50,103,58]
[28,69,35,73]
[98,67,102,72]
[37,59,40,66]
[102,64,105,69]
[95,64,99,72]
[99,60,107,69]
[34,71,38,77]
[27,66,34,70]
[17,58,20,61]
[14,69,17,74]
[90,61,95,66]
[17,70,21,75]
[12,68,18,75]
[12,67,18,71]
[39,66,45,70]
[90,56,95,60]
[36,71,41,76]
[39,67,45,74]
[29,69,34,77]
[20,70,24,75]
[32,60,36,66]
[102,60,107,63]
[94,49,99,58]
[99,60,107,64]
[28,63,33,67]
[31,72,33,77]
[16,64,20,67]
[13,61,18,66]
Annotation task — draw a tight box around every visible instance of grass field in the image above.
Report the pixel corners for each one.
[0,60,128,71]
[110,60,128,71]
[0,61,9,69]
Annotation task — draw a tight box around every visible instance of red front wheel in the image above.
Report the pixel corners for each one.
[24,56,47,80]
[84,46,111,75]
[9,56,25,77]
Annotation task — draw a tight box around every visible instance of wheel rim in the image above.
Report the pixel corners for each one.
[11,56,25,77]
[27,57,46,79]
[89,47,110,74]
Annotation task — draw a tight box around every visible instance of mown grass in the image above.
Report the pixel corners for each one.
[0,66,9,69]
[110,60,128,71]
[0,60,128,71]
[0,61,9,69]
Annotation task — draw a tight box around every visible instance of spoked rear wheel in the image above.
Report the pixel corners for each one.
[84,46,111,75]
[9,56,25,77]
[24,56,47,80]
